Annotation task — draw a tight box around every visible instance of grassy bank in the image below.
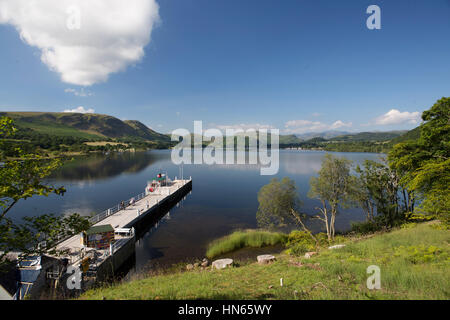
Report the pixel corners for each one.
[206,230,287,259]
[80,222,449,300]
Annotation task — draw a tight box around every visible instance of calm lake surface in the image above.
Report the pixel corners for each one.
[10,150,383,271]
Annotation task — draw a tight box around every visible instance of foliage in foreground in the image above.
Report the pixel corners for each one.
[388,97,450,220]
[284,231,346,256]
[206,230,287,259]
[350,212,436,234]
[80,223,449,300]
[0,117,90,271]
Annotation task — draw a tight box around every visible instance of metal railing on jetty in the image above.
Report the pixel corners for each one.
[63,227,135,267]
[35,191,148,250]
[87,180,180,225]
[88,192,146,224]
[35,178,190,260]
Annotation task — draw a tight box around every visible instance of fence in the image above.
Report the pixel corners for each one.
[65,228,135,266]
[88,179,185,224]
[88,191,146,224]
[35,178,191,257]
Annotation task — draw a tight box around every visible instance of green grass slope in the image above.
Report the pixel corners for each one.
[80,222,449,300]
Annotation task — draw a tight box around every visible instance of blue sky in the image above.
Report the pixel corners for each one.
[0,0,449,134]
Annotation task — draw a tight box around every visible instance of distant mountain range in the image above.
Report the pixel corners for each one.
[279,130,408,145]
[1,111,415,147]
[0,112,171,143]
[293,130,408,142]
[295,131,353,140]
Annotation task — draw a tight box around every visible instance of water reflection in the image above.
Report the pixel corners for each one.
[282,151,323,175]
[49,152,166,182]
[8,150,383,270]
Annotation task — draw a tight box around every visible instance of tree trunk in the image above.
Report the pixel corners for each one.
[322,201,331,241]
[330,204,338,240]
[290,209,318,245]
[330,212,336,239]
[402,189,408,212]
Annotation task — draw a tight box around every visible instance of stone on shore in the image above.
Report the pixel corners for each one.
[201,258,209,267]
[304,251,317,259]
[212,258,233,270]
[186,264,194,270]
[257,254,276,264]
[328,244,346,250]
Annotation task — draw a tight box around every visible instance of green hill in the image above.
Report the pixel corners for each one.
[330,131,407,142]
[279,134,302,145]
[389,126,421,145]
[0,112,170,143]
[1,111,420,153]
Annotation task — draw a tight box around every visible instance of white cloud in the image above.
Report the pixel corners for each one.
[284,119,352,134]
[285,120,327,133]
[374,109,421,125]
[63,106,94,114]
[64,88,93,97]
[330,120,352,129]
[0,0,160,86]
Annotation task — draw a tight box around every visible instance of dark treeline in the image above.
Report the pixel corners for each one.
[0,127,171,158]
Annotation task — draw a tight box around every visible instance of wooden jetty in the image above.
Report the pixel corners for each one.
[14,176,192,299]
[59,178,191,277]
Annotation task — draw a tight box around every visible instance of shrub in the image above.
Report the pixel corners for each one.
[350,220,384,234]
[284,230,348,256]
[430,222,450,230]
[400,222,417,229]
[407,213,435,223]
[286,230,314,246]
[285,243,314,256]
[393,245,447,264]
[284,231,337,256]
[332,235,347,244]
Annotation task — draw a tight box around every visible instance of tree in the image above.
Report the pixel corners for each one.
[257,177,301,228]
[389,97,450,219]
[351,159,404,227]
[0,118,66,219]
[0,117,90,271]
[0,155,66,219]
[308,154,353,240]
[256,177,317,243]
[349,168,375,222]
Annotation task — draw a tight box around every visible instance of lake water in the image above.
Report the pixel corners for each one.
[9,150,383,271]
